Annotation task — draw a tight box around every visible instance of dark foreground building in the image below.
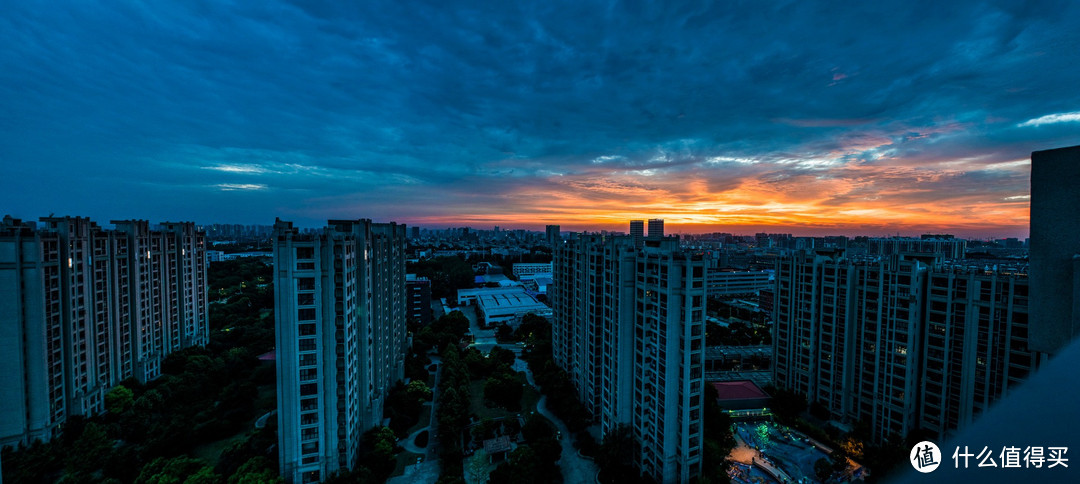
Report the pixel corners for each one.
[273,219,408,484]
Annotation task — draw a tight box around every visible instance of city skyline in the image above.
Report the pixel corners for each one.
[3,1,1080,238]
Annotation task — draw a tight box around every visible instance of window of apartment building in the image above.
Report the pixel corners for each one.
[299,354,316,367]
[296,247,314,259]
[298,308,316,321]
[301,412,319,426]
[297,293,315,306]
[298,278,315,291]
[300,368,318,381]
[299,338,317,352]
[299,323,316,336]
[300,397,318,411]
[300,383,318,396]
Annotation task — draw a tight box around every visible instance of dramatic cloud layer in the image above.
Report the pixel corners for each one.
[3,0,1079,236]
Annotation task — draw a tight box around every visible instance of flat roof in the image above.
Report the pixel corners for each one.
[483,436,512,454]
[712,380,770,401]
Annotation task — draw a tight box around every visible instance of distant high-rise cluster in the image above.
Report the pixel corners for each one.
[772,249,1041,443]
[0,215,208,447]
[553,232,706,483]
[273,219,408,484]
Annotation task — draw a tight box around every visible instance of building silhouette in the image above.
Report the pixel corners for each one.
[553,233,705,483]
[648,218,665,239]
[0,215,207,448]
[273,219,408,484]
[546,224,561,246]
[630,220,645,247]
[1030,144,1080,355]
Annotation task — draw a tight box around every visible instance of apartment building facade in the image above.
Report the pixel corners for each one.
[553,234,705,483]
[0,215,207,448]
[772,249,1040,443]
[273,219,407,484]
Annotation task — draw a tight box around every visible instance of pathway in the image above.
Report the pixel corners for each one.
[522,364,599,484]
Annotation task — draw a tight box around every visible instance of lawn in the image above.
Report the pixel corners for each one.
[190,381,276,466]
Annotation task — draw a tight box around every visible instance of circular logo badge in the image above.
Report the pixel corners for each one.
[910,441,941,473]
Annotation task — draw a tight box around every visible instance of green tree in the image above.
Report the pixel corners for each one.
[105,385,134,414]
[227,457,281,484]
[136,456,214,484]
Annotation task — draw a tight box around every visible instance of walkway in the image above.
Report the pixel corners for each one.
[523,364,599,484]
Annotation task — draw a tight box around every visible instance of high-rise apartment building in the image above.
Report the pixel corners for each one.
[406,274,433,325]
[553,234,705,483]
[772,249,1040,443]
[0,215,207,448]
[546,224,561,246]
[647,218,664,240]
[1030,145,1080,355]
[273,219,408,484]
[630,220,644,247]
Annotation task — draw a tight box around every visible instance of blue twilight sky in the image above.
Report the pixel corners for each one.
[2,0,1079,236]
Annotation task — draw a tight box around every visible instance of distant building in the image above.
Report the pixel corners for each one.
[553,234,705,483]
[867,237,966,259]
[546,224,561,246]
[410,226,421,239]
[630,220,644,247]
[511,262,552,278]
[406,274,433,325]
[0,216,208,448]
[1030,145,1080,355]
[273,219,408,484]
[647,218,664,239]
[705,268,773,297]
[772,249,1041,443]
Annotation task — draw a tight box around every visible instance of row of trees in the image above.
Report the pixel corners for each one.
[436,345,472,484]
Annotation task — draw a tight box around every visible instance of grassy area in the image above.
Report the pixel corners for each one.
[191,431,246,466]
[390,451,425,478]
[191,381,276,466]
[468,374,542,420]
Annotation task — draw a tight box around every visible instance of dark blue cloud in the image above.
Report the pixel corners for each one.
[1,0,1078,234]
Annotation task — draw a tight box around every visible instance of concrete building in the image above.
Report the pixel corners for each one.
[868,237,967,259]
[406,274,433,325]
[1030,145,1080,355]
[630,220,644,247]
[647,218,664,239]
[511,262,552,278]
[472,287,551,326]
[273,219,408,484]
[0,216,207,448]
[553,234,705,483]
[546,224,561,246]
[706,268,773,297]
[772,249,1041,443]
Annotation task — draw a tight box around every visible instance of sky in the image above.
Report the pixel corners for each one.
[2,1,1079,237]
